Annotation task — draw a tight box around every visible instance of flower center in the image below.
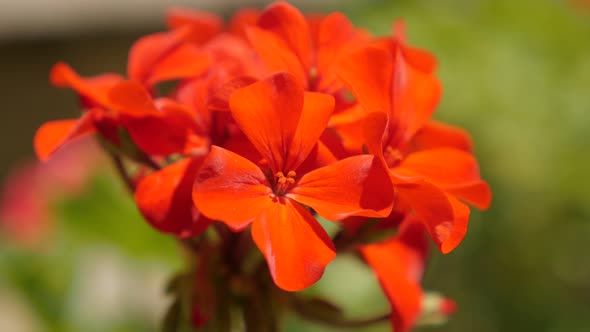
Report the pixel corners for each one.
[273,171,297,196]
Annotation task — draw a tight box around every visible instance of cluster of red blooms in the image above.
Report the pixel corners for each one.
[34,2,490,331]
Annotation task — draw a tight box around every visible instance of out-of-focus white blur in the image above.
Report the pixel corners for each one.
[0,0,351,41]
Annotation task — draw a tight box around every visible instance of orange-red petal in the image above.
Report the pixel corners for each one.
[192,146,272,231]
[315,12,367,93]
[336,46,393,114]
[34,113,96,161]
[285,91,335,171]
[166,7,222,44]
[127,28,191,84]
[400,148,491,209]
[361,221,428,332]
[144,43,211,85]
[50,62,123,108]
[390,170,453,232]
[288,155,393,220]
[433,194,470,254]
[135,157,212,238]
[251,198,335,291]
[228,72,303,172]
[256,1,312,74]
[411,120,473,152]
[246,26,307,85]
[109,81,207,156]
[388,48,442,147]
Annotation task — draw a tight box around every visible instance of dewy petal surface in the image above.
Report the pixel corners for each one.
[288,155,393,220]
[229,72,304,172]
[251,198,335,291]
[192,146,272,231]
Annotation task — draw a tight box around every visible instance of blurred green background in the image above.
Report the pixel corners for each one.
[1,0,589,331]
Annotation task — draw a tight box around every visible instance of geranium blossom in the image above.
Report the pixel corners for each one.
[29,2,491,330]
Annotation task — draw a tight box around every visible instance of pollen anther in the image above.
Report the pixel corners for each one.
[273,170,297,195]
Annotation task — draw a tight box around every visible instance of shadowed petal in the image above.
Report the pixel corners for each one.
[135,157,212,238]
[251,198,335,291]
[109,81,207,156]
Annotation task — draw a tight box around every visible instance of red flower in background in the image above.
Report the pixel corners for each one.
[1,138,104,246]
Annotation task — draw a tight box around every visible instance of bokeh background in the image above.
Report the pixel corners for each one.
[1,0,590,331]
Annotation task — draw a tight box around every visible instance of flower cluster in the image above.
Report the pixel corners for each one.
[34,2,490,331]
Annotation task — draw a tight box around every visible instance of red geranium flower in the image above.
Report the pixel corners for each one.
[337,26,491,253]
[193,72,393,290]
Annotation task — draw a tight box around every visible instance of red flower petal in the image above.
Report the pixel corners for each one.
[401,148,482,187]
[127,28,191,84]
[411,120,473,152]
[108,80,157,116]
[50,62,123,108]
[135,157,212,237]
[208,76,257,112]
[251,198,335,291]
[166,7,222,44]
[34,113,96,161]
[447,180,492,210]
[336,46,393,115]
[192,146,272,231]
[228,9,260,39]
[390,21,437,74]
[361,221,428,332]
[432,194,470,254]
[390,170,455,249]
[144,43,211,85]
[229,72,301,172]
[246,26,307,85]
[400,148,491,209]
[109,81,207,156]
[388,49,442,147]
[315,12,368,93]
[257,1,312,74]
[288,155,393,220]
[285,91,334,171]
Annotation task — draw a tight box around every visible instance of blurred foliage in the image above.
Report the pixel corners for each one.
[1,0,589,331]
